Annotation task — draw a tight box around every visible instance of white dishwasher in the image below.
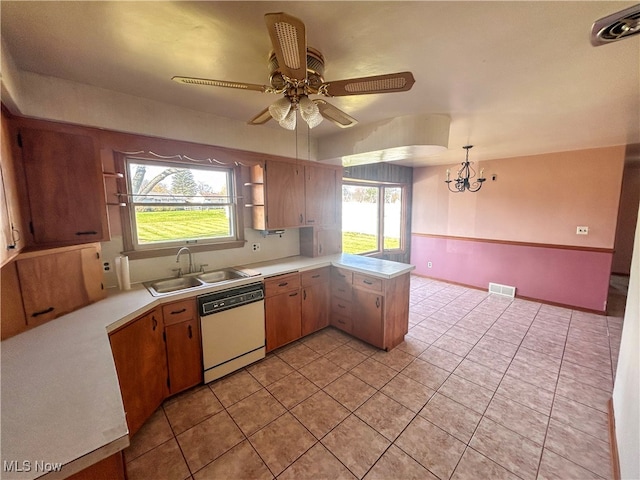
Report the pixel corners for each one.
[198,282,265,383]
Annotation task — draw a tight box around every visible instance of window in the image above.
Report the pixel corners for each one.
[118,156,244,256]
[342,182,405,255]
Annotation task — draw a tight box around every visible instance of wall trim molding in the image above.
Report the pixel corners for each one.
[411,232,614,254]
[608,398,621,480]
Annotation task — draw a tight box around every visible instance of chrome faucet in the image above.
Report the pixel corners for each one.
[176,247,194,275]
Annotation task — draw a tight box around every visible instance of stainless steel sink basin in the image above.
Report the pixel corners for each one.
[145,276,204,296]
[197,268,247,284]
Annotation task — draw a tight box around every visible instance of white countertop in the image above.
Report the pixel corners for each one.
[0,254,413,479]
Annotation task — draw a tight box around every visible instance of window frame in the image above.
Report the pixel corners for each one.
[341,179,407,256]
[115,153,245,260]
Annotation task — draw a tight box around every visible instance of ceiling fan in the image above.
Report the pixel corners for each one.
[173,12,415,130]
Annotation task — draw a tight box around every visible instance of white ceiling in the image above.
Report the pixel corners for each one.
[1,1,639,166]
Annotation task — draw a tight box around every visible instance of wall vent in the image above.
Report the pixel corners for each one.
[488,282,516,298]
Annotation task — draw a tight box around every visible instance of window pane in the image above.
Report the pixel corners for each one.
[383,187,402,250]
[342,185,379,254]
[134,206,232,244]
[126,160,235,247]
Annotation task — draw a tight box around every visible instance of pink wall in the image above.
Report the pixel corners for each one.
[411,146,626,311]
[411,235,613,312]
[412,146,626,248]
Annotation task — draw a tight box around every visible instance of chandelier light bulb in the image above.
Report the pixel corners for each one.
[278,108,297,130]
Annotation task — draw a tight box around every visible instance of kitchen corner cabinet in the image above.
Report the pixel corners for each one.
[305,166,338,226]
[299,226,342,257]
[17,128,108,247]
[264,272,302,352]
[162,299,202,395]
[330,266,410,350]
[301,267,330,336]
[15,244,106,327]
[109,308,168,436]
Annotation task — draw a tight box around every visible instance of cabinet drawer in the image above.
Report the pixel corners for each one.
[331,296,352,317]
[331,267,353,284]
[264,272,300,297]
[331,313,353,334]
[162,299,196,326]
[353,273,383,292]
[301,266,330,286]
[331,282,352,301]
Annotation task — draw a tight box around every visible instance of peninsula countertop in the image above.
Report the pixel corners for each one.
[0,253,414,479]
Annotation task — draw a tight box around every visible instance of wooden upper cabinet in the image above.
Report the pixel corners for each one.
[1,110,24,265]
[18,128,108,246]
[305,166,338,227]
[16,244,106,327]
[264,161,305,229]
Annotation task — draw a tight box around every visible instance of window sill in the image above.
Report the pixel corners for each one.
[122,240,247,260]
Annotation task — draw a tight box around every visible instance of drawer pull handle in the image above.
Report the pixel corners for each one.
[303,290,307,300]
[363,279,373,285]
[338,319,345,324]
[278,282,289,287]
[75,231,98,236]
[32,306,54,317]
[188,325,193,339]
[171,308,187,315]
[338,303,346,309]
[289,292,299,297]
[152,316,158,330]
[376,297,380,308]
[312,274,320,278]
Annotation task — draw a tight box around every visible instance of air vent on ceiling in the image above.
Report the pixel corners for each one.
[591,4,640,46]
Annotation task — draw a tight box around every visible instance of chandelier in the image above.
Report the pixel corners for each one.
[268,94,323,130]
[445,145,486,193]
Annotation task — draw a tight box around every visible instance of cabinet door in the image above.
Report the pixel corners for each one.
[265,290,302,352]
[165,319,202,395]
[109,309,168,435]
[301,281,330,336]
[264,161,305,228]
[352,289,384,349]
[1,110,23,265]
[16,245,105,326]
[305,166,338,226]
[19,128,107,245]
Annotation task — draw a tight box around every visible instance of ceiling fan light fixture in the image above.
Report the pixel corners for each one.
[299,95,323,128]
[269,97,292,121]
[279,108,297,130]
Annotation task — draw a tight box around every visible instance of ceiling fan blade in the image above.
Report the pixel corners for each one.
[172,76,270,93]
[322,71,415,97]
[264,12,307,82]
[314,99,358,128]
[248,107,273,125]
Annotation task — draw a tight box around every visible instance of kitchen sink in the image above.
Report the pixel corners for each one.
[197,268,247,284]
[145,276,204,296]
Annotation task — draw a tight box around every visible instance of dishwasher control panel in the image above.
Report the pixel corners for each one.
[198,283,264,316]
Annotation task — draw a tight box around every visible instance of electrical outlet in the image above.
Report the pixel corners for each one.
[427,261,433,268]
[103,262,110,272]
[252,243,261,252]
[576,226,589,235]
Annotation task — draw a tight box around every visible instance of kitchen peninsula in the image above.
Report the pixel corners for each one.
[1,253,413,480]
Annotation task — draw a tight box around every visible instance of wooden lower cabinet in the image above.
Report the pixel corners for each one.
[330,267,410,350]
[67,452,126,480]
[265,289,302,352]
[164,318,202,395]
[109,308,168,436]
[301,268,330,336]
[162,299,202,395]
[352,289,384,348]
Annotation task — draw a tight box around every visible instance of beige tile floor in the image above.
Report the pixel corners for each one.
[124,275,624,480]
